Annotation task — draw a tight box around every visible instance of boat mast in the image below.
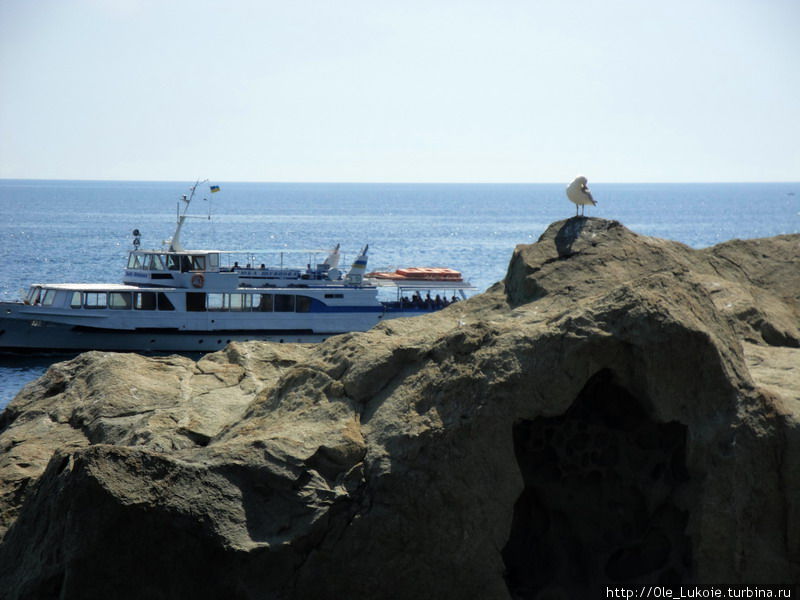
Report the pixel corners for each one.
[169,179,208,252]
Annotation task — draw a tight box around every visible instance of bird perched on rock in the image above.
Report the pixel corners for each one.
[566,175,596,216]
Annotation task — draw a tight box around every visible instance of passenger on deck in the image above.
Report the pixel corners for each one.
[435,294,443,308]
[451,295,458,303]
[232,261,240,271]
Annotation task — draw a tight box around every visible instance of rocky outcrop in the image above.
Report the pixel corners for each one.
[0,218,797,599]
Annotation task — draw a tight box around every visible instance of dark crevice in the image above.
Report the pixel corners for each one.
[503,369,692,598]
[177,427,211,447]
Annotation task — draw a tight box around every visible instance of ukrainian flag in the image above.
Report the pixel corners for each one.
[210,185,221,193]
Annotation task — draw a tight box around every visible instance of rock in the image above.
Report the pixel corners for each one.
[0,344,309,541]
[0,217,797,599]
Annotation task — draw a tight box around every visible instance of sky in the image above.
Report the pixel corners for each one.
[0,0,798,183]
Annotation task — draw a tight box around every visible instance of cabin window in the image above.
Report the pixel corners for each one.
[157,293,175,311]
[128,254,148,269]
[70,292,82,308]
[27,287,41,305]
[41,289,57,306]
[229,293,250,312]
[84,292,108,309]
[180,256,192,272]
[134,292,156,310]
[191,255,206,271]
[296,296,312,313]
[186,293,206,312]
[109,292,132,310]
[274,294,294,312]
[255,293,273,312]
[209,254,219,268]
[151,255,166,271]
[207,293,225,311]
[165,255,180,271]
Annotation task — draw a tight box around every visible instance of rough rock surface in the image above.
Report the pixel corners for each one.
[0,217,797,599]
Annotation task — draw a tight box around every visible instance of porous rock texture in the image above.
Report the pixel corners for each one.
[0,218,797,599]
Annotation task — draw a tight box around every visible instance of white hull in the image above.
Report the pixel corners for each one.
[0,300,433,353]
[0,316,335,352]
[0,301,395,353]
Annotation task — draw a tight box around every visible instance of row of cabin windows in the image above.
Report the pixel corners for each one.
[127,253,217,272]
[71,291,175,311]
[66,291,312,313]
[205,293,311,313]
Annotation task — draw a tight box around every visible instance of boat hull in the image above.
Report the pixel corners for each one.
[0,305,440,353]
[0,316,337,353]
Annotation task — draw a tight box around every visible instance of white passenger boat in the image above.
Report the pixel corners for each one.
[0,183,475,353]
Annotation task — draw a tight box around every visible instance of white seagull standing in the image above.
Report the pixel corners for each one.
[566,175,597,216]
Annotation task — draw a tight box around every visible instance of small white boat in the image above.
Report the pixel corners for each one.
[0,182,475,353]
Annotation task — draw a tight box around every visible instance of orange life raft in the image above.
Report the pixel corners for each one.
[367,267,463,282]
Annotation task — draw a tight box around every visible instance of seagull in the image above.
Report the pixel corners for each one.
[566,175,597,216]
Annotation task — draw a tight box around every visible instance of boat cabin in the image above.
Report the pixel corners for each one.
[123,250,238,290]
[127,251,219,273]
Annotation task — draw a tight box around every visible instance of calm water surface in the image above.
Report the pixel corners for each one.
[1,180,798,408]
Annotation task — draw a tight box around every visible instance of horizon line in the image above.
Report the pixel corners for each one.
[1,177,799,186]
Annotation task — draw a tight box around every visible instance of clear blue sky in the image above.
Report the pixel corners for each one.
[1,0,798,183]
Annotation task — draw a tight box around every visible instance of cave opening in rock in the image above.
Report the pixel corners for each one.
[502,369,692,598]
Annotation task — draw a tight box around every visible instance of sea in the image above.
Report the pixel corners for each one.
[1,179,798,409]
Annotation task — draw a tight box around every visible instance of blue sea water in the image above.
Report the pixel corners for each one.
[0,179,798,408]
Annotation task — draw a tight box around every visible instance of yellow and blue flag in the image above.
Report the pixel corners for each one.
[210,185,221,193]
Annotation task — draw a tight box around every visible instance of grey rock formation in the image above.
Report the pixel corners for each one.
[0,217,797,599]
